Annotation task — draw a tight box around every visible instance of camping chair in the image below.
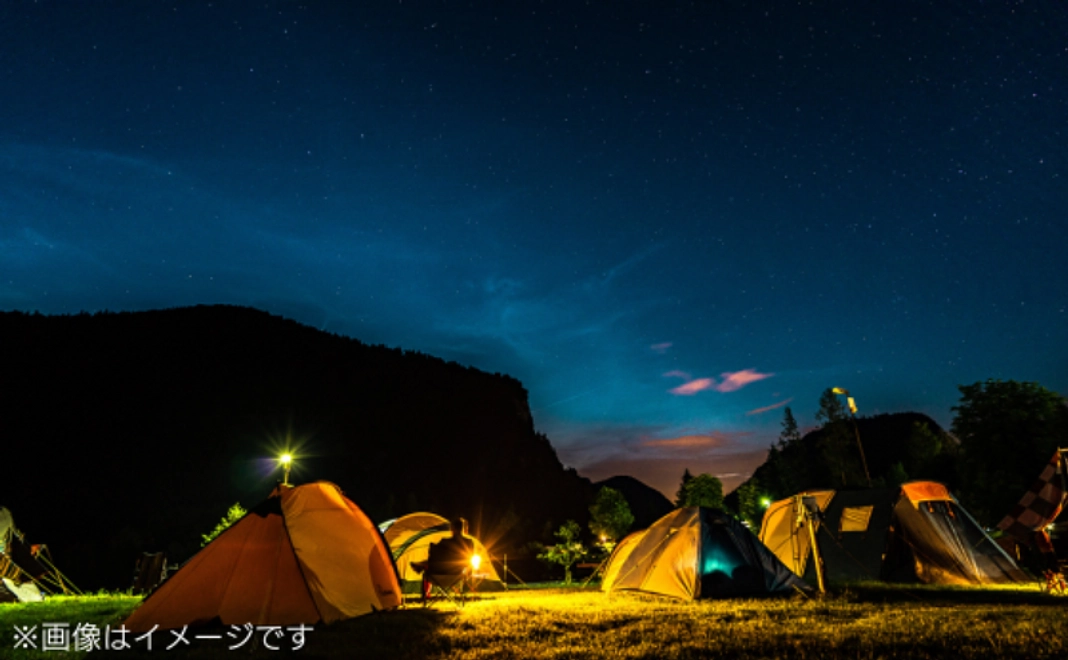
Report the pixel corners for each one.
[132,552,170,595]
[421,538,480,607]
[424,570,476,607]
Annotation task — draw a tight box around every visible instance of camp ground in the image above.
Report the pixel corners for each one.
[380,512,504,594]
[759,481,1028,587]
[601,506,806,599]
[3,474,1068,659]
[122,481,402,632]
[3,446,1067,660]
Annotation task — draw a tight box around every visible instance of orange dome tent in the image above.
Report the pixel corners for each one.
[124,481,401,632]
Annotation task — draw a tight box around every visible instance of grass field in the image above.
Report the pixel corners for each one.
[2,583,1066,659]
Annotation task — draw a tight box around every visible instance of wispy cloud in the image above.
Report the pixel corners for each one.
[669,378,715,395]
[715,369,773,392]
[666,368,774,395]
[746,398,793,416]
[588,242,668,291]
[641,434,724,450]
[650,342,672,354]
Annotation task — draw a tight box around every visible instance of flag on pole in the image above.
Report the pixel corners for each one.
[997,449,1068,544]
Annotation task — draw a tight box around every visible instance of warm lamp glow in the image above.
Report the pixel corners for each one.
[279,453,294,485]
[470,554,482,571]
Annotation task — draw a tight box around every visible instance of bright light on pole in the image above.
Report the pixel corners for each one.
[832,387,871,487]
[279,453,293,486]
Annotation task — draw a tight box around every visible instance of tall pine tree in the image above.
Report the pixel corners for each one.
[765,406,804,499]
[674,468,694,508]
[780,406,801,447]
[815,388,863,487]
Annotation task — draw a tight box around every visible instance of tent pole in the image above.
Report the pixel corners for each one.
[497,555,528,589]
[797,495,826,594]
[580,557,609,588]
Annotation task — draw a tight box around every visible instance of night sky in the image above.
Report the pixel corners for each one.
[2,2,1065,498]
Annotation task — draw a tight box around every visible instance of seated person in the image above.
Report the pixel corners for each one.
[413,518,475,599]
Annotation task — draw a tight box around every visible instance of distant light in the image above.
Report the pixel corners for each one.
[279,453,292,466]
[760,497,772,509]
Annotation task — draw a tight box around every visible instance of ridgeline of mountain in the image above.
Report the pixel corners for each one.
[726,411,960,513]
[593,476,674,532]
[0,306,598,590]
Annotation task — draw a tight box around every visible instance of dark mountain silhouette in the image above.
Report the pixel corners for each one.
[724,411,960,514]
[593,475,674,532]
[0,305,609,590]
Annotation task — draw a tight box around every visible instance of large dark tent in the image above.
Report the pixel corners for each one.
[601,507,806,599]
[759,481,1028,585]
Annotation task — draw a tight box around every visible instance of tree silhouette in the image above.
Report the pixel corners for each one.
[815,388,862,487]
[674,468,694,508]
[677,473,724,509]
[537,520,587,585]
[952,379,1068,525]
[589,487,634,544]
[734,478,764,528]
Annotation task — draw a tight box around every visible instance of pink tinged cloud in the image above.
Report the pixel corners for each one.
[641,434,722,450]
[714,369,773,392]
[650,342,673,354]
[746,397,794,416]
[669,378,715,395]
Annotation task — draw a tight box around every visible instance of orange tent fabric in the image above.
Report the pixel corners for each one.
[124,481,401,631]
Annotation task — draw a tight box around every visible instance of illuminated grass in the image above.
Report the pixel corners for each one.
[0,593,140,660]
[1,584,1066,658]
[408,586,1068,660]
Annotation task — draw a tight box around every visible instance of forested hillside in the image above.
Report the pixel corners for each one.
[0,306,594,589]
